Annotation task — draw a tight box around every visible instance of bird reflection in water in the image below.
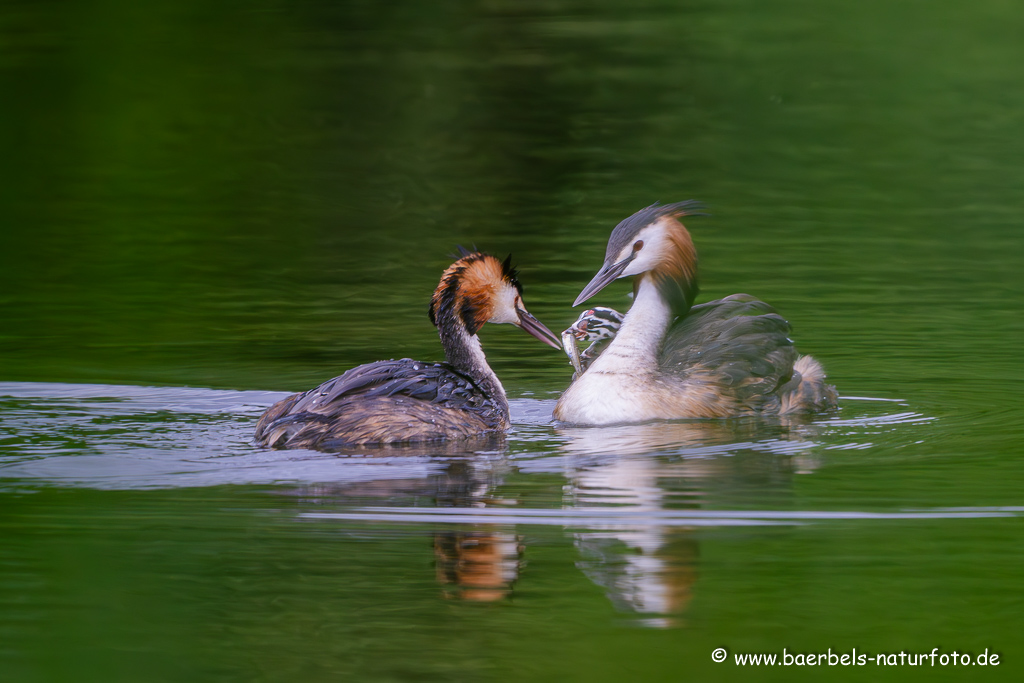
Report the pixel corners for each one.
[567,452,702,628]
[575,526,699,628]
[430,460,523,602]
[434,530,522,602]
[289,417,825,614]
[293,455,521,602]
[558,417,822,626]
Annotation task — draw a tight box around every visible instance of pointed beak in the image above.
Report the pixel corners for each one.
[516,308,562,349]
[573,257,632,306]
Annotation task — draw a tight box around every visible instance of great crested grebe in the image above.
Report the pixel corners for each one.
[554,202,838,425]
[255,251,561,449]
[560,306,625,380]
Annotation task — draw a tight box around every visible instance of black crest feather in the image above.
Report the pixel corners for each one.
[501,253,523,295]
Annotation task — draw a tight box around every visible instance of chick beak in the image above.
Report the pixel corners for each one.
[516,308,562,349]
[573,256,633,306]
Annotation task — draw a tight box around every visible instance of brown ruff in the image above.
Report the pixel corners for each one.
[638,216,699,313]
[656,216,698,286]
[431,254,510,335]
[457,256,506,331]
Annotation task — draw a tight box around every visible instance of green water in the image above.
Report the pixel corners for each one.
[2,0,1024,681]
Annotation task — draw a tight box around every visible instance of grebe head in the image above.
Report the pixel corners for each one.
[574,201,703,308]
[430,251,561,348]
[569,307,624,343]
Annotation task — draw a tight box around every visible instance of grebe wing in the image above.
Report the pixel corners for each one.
[282,359,495,413]
[659,294,799,410]
[261,395,497,450]
[254,359,504,449]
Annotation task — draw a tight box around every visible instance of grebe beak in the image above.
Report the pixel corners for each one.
[516,308,562,349]
[573,257,632,306]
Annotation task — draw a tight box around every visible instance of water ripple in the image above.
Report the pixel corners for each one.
[1,382,936,491]
[300,506,1018,526]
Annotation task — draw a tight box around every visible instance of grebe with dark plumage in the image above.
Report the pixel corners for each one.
[554,202,838,425]
[255,251,561,449]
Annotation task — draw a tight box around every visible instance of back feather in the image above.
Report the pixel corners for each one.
[660,294,798,412]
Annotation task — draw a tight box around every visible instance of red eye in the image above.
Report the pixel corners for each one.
[633,240,644,252]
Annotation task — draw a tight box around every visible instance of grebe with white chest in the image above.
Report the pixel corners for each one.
[554,202,838,425]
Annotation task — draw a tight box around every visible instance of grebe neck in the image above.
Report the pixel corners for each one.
[590,274,676,374]
[437,317,507,404]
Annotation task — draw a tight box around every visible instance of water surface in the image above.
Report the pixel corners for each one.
[2,0,1024,680]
